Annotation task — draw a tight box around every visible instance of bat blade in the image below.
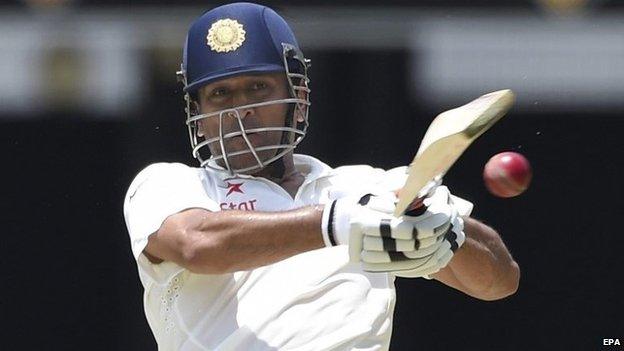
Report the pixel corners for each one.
[394,89,515,216]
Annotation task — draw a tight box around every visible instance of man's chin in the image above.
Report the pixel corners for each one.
[215,149,280,173]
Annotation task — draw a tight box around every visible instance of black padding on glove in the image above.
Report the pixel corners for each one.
[405,204,427,217]
[358,194,374,206]
[380,218,392,238]
[381,237,397,252]
[445,230,459,252]
[388,251,412,262]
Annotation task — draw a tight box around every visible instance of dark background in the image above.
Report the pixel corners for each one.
[3,2,624,351]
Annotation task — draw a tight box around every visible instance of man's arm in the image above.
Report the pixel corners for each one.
[431,217,520,301]
[145,206,325,274]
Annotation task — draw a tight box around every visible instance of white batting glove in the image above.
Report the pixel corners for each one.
[321,186,465,277]
[359,187,465,276]
[392,202,465,279]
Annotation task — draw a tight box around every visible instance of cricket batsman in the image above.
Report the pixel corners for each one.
[123,2,520,350]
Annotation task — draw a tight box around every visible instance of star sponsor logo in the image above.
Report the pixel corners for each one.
[219,178,245,197]
[220,200,257,211]
[225,182,244,196]
[218,178,257,210]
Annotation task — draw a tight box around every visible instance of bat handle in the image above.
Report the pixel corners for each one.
[404,198,426,216]
[396,176,443,216]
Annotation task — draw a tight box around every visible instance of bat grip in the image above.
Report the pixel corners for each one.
[396,176,443,216]
[404,198,427,216]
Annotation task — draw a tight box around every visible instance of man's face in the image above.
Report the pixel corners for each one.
[196,72,291,171]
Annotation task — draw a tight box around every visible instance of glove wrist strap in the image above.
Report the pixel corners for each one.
[322,199,353,247]
[321,200,339,247]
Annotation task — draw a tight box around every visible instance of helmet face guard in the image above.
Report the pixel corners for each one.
[177,43,311,175]
[177,3,311,175]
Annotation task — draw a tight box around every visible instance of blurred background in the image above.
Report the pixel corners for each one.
[3,0,623,350]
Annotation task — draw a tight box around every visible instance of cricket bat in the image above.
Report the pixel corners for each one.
[394,89,516,216]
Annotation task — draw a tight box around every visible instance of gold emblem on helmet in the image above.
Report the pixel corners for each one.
[207,19,246,53]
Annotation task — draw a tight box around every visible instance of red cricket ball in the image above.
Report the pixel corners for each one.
[483,151,532,198]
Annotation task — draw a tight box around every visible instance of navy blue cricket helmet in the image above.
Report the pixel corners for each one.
[178,2,311,175]
[182,2,304,93]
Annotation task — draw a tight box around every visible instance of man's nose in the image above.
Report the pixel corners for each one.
[232,92,255,119]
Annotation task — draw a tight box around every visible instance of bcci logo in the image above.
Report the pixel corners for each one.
[207,18,246,53]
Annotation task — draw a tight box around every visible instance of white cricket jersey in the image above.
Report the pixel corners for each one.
[123,154,470,351]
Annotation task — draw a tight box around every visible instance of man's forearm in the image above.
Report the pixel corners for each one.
[438,217,520,300]
[170,206,326,274]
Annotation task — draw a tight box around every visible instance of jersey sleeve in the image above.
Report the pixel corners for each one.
[123,162,220,260]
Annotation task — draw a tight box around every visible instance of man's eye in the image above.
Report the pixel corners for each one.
[251,82,267,90]
[212,88,228,97]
